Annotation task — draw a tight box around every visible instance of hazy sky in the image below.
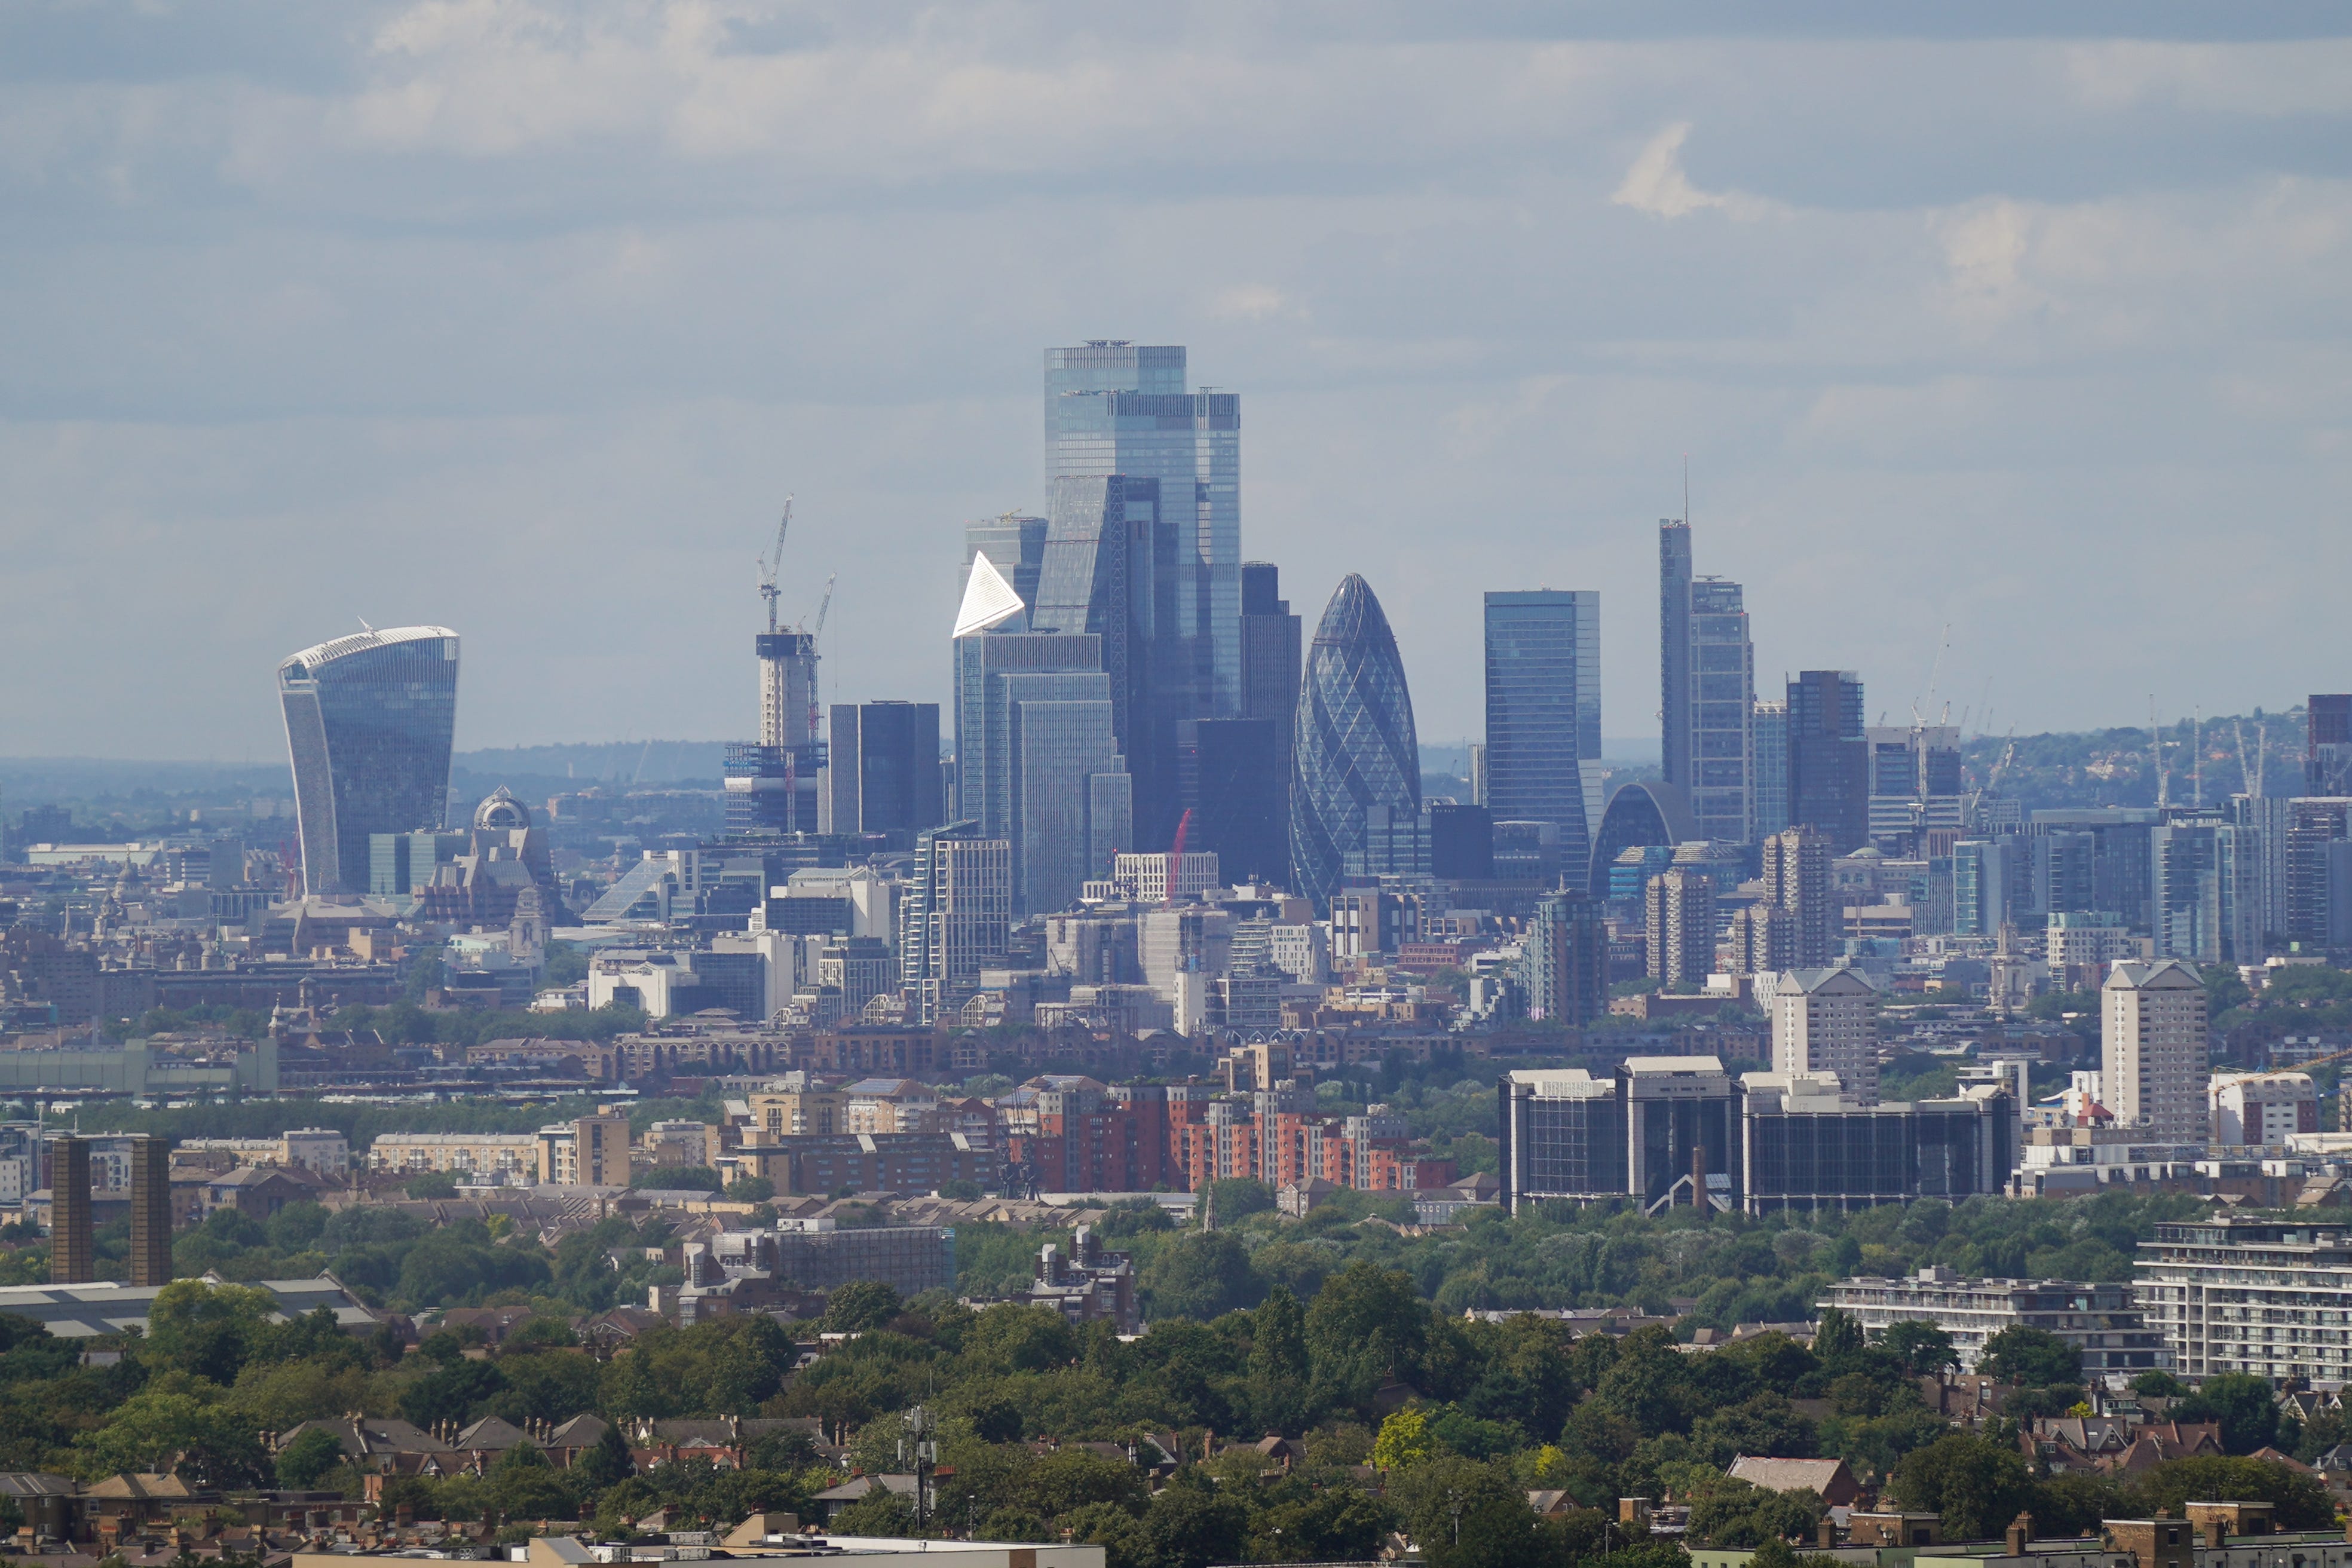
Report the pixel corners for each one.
[6,2,2350,760]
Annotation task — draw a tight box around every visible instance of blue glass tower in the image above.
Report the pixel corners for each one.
[278,626,460,897]
[1484,590,1601,891]
[1290,575,1420,909]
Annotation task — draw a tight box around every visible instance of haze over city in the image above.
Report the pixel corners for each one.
[7,4,2350,758]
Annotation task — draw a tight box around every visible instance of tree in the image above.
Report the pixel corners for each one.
[1374,1409,1433,1471]
[572,1425,635,1494]
[724,1176,776,1203]
[1977,1325,2082,1388]
[1250,1285,1310,1435]
[406,1171,460,1199]
[1686,1478,1824,1548]
[1814,1307,1863,1363]
[2130,1370,2188,1399]
[1248,1486,1392,1563]
[1878,1321,1959,1380]
[275,1428,348,1490]
[1392,1454,1547,1568]
[1139,1471,1249,1568]
[822,1281,903,1334]
[144,1279,281,1385]
[1140,1232,1266,1323]
[73,1388,265,1487]
[2175,1373,2280,1455]
[1593,1327,1700,1436]
[2124,1455,2333,1530]
[1691,1393,1820,1468]
[1891,1433,2036,1541]
[1306,1260,1430,1411]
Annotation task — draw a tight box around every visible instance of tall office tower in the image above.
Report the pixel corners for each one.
[2103,958,2210,1140]
[1428,803,1495,880]
[1658,520,1755,843]
[900,821,1012,1024]
[1866,725,1965,851]
[825,702,946,838]
[2311,695,2352,795]
[2031,830,2099,917]
[49,1136,92,1284]
[2231,793,2294,943]
[1952,838,2023,936]
[1467,744,1489,807]
[1659,520,1693,791]
[1772,967,1882,1104]
[1645,867,1716,990]
[1177,719,1287,884]
[2285,798,2352,947]
[2153,822,2265,964]
[1524,890,1609,1024]
[1046,343,1242,716]
[278,626,460,896]
[2028,810,2160,930]
[1787,670,1869,852]
[964,513,1050,623]
[1239,562,1303,863]
[1759,826,1834,967]
[129,1134,170,1287]
[1752,699,1790,835]
[1484,590,1603,892]
[1034,474,1181,839]
[1290,575,1422,909]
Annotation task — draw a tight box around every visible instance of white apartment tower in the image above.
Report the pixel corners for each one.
[2103,958,2209,1142]
[1772,966,1882,1105]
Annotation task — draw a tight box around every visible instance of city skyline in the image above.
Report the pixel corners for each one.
[7,8,2351,758]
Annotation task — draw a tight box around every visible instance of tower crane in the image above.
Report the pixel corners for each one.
[758,497,794,633]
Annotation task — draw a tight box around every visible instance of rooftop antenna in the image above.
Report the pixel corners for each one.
[758,497,794,633]
[357,617,375,633]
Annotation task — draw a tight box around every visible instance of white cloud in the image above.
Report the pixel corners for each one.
[1610,120,1780,221]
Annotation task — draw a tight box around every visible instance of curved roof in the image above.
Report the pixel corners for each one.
[1587,779,1700,896]
[278,624,459,675]
[1290,574,1420,906]
[474,785,532,832]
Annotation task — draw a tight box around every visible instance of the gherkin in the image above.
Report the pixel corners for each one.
[1290,574,1421,908]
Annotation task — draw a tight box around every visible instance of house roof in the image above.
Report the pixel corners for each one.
[278,1416,452,1457]
[1728,1456,1853,1494]
[813,1475,918,1502]
[86,1474,193,1500]
[546,1415,610,1448]
[454,1417,534,1450]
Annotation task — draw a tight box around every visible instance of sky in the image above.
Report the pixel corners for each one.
[4,2,2350,761]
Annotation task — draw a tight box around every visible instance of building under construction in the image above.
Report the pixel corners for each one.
[727,503,828,835]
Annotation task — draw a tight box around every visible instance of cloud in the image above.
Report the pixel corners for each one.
[1611,120,1779,220]
[1208,284,1297,322]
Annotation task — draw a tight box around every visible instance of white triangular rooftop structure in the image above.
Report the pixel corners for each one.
[954,552,1028,638]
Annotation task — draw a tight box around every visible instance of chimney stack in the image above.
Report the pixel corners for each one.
[2008,1514,2033,1555]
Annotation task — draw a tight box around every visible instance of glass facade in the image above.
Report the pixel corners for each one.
[1289,574,1422,909]
[1484,590,1602,892]
[1176,717,1287,885]
[1586,780,1698,899]
[1045,344,1241,718]
[964,513,1049,624]
[1008,687,1131,914]
[1751,699,1790,835]
[1688,578,1754,843]
[1788,670,1869,852]
[278,626,460,897]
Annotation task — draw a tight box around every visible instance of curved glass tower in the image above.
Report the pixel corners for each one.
[1290,574,1420,908]
[278,626,460,896]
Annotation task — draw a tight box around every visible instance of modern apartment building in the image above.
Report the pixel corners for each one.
[1772,966,1882,1104]
[2103,958,2209,1141]
[2136,1217,2352,1383]
[1821,1266,2169,1375]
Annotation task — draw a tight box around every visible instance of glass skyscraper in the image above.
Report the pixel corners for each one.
[1484,590,1602,892]
[277,626,460,897]
[1290,574,1421,909]
[1788,669,1869,853]
[964,513,1049,625]
[1045,343,1241,718]
[1659,519,1754,843]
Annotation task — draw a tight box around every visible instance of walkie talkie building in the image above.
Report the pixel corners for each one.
[1289,574,1420,909]
[278,626,460,896]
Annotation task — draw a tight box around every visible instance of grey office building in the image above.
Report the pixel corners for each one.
[1659,522,1755,843]
[1788,670,1869,853]
[278,626,460,897]
[1484,590,1602,891]
[825,702,945,838]
[1045,343,1242,718]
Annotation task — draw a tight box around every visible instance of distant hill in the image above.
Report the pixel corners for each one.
[1962,706,2308,813]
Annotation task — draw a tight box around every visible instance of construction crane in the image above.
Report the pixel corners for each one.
[805,571,837,752]
[758,497,794,633]
[1983,726,2019,795]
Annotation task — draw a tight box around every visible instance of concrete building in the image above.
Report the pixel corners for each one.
[1523,890,1609,1025]
[900,823,1013,1025]
[50,1137,92,1285]
[369,1131,541,1181]
[2047,911,2134,986]
[2103,959,2209,1142]
[537,1113,632,1187]
[1787,670,1869,853]
[128,1135,170,1287]
[2135,1215,2352,1383]
[1820,1266,2170,1376]
[2209,1071,2318,1147]
[1646,867,1716,991]
[1772,966,1882,1104]
[1757,826,1835,969]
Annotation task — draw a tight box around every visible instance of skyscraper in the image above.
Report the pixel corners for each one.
[1290,575,1422,910]
[1787,670,1869,852]
[130,1135,170,1287]
[964,513,1050,624]
[825,702,946,838]
[1752,699,1790,835]
[1177,718,1288,884]
[1758,826,1835,969]
[730,625,823,835]
[1658,522,1755,843]
[900,821,1012,1025]
[1866,725,1964,852]
[1239,562,1303,866]
[1484,590,1602,891]
[278,626,460,896]
[1772,967,1882,1104]
[2103,958,2209,1140]
[2311,695,2352,796]
[1045,343,1242,717]
[50,1136,92,1285]
[1524,890,1609,1024]
[952,567,1131,912]
[1659,520,1693,792]
[2152,821,2264,965]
